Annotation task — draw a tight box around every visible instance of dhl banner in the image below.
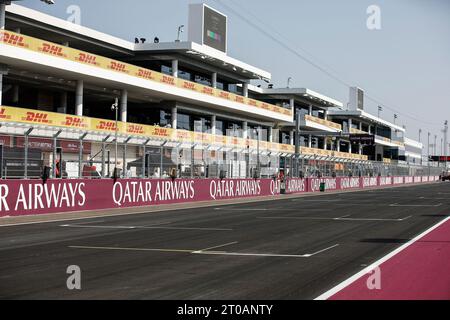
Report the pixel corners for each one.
[0,105,289,153]
[0,30,292,118]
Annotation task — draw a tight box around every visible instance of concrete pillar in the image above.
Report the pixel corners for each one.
[171,106,177,129]
[242,121,248,139]
[337,139,341,152]
[0,65,8,106]
[309,105,313,116]
[0,74,3,105]
[359,144,363,155]
[211,115,217,135]
[359,122,363,131]
[171,59,178,78]
[308,135,312,148]
[290,130,294,145]
[348,118,352,133]
[349,142,353,153]
[120,89,127,122]
[12,85,19,104]
[58,91,68,114]
[75,80,83,116]
[269,127,273,142]
[324,109,328,120]
[0,3,6,30]
[368,125,372,134]
[212,72,217,88]
[242,83,249,98]
[323,138,327,150]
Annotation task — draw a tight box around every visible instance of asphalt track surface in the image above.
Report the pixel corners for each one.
[0,182,449,299]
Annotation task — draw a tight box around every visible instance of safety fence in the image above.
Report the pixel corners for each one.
[0,176,441,217]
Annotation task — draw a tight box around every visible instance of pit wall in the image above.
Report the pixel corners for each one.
[0,176,440,217]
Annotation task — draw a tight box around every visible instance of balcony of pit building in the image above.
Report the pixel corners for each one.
[1,3,291,122]
[327,87,407,163]
[246,84,360,156]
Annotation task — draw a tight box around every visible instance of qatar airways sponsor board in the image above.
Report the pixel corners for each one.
[0,176,438,217]
[404,176,414,184]
[361,177,378,188]
[393,176,404,185]
[339,177,361,190]
[309,178,338,192]
[379,176,393,186]
[285,178,307,193]
[0,178,279,216]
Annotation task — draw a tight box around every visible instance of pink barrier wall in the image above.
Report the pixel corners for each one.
[0,176,440,217]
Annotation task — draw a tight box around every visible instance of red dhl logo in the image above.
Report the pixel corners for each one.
[64,116,87,128]
[219,92,230,99]
[96,121,117,131]
[0,108,11,120]
[235,96,244,103]
[110,61,127,73]
[162,76,175,85]
[1,32,26,47]
[23,112,50,124]
[248,100,257,107]
[128,124,145,134]
[137,69,153,80]
[154,128,169,136]
[202,87,213,95]
[177,131,189,138]
[183,82,196,90]
[261,103,270,110]
[41,43,64,56]
[78,53,97,65]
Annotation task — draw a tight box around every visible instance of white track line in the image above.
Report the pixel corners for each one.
[70,242,339,259]
[60,224,232,231]
[69,245,194,253]
[193,241,239,253]
[259,216,411,222]
[314,216,450,300]
[389,203,442,207]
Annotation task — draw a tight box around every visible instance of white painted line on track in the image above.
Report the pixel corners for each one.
[302,244,340,258]
[258,216,412,222]
[214,208,268,211]
[69,245,194,253]
[193,242,239,253]
[389,203,442,207]
[60,224,233,231]
[70,242,339,259]
[314,216,450,300]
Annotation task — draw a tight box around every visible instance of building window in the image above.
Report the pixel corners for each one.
[161,65,172,75]
[179,70,191,81]
[177,113,191,131]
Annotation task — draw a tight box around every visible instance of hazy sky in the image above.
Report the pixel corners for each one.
[18,0,450,145]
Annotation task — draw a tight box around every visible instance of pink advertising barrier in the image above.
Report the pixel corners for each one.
[0,176,440,217]
[0,178,282,217]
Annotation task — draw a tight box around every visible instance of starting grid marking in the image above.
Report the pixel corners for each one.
[69,243,340,259]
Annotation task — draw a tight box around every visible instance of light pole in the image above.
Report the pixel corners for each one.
[176,25,184,42]
[377,106,382,119]
[419,129,422,143]
[111,98,119,178]
[394,114,398,125]
[428,132,431,174]
[287,77,293,88]
[434,134,437,159]
[444,120,448,170]
[253,128,260,178]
